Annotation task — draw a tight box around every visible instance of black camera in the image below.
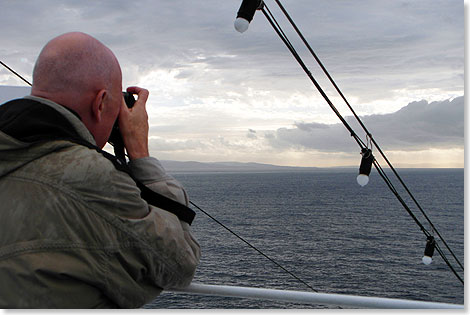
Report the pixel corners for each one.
[108,92,136,163]
[122,91,136,108]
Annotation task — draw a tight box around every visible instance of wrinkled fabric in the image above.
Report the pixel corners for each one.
[0,97,201,308]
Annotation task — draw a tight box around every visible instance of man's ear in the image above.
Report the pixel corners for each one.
[92,89,107,123]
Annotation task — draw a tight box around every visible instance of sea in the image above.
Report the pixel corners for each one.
[143,168,464,309]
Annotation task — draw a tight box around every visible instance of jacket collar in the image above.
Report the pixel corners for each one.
[0,96,96,146]
[23,96,97,146]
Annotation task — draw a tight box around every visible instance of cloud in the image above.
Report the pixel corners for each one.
[356,97,464,150]
[247,129,257,139]
[149,137,206,152]
[266,96,464,153]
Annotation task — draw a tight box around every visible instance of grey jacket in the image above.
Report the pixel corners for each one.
[0,96,201,308]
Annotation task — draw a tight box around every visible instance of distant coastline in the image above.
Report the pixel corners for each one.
[160,160,463,173]
[160,160,320,173]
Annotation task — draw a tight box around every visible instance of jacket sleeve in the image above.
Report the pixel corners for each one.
[127,156,201,282]
[128,157,189,206]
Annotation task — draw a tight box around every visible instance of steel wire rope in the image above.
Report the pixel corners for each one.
[272,0,464,274]
[261,5,367,150]
[374,160,463,283]
[189,201,322,294]
[0,61,32,86]
[260,2,463,284]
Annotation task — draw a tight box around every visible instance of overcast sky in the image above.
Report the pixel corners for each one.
[0,0,464,167]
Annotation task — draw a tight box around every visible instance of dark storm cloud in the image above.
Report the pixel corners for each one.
[267,96,464,153]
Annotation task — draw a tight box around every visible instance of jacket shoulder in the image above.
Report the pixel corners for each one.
[21,142,149,219]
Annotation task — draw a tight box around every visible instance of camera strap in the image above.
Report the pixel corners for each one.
[0,98,195,225]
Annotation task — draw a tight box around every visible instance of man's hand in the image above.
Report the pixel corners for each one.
[118,86,150,160]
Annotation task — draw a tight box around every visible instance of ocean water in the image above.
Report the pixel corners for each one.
[143,169,464,309]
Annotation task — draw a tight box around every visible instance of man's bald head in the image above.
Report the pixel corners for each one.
[31,32,124,148]
[32,32,121,99]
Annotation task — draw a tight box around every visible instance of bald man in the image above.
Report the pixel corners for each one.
[0,32,200,308]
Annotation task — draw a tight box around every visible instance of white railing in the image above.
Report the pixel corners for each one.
[169,283,463,309]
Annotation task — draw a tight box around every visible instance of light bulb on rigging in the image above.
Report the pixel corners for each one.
[356,174,369,187]
[234,17,250,33]
[234,0,264,33]
[357,148,374,186]
[422,236,436,265]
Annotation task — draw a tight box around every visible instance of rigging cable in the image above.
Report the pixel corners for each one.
[190,201,321,293]
[0,59,324,296]
[260,1,463,284]
[0,61,32,86]
[272,0,464,274]
[261,5,367,151]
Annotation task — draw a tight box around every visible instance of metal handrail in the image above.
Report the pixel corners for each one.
[169,283,463,309]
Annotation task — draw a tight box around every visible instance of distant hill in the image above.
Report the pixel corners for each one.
[160,160,319,173]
